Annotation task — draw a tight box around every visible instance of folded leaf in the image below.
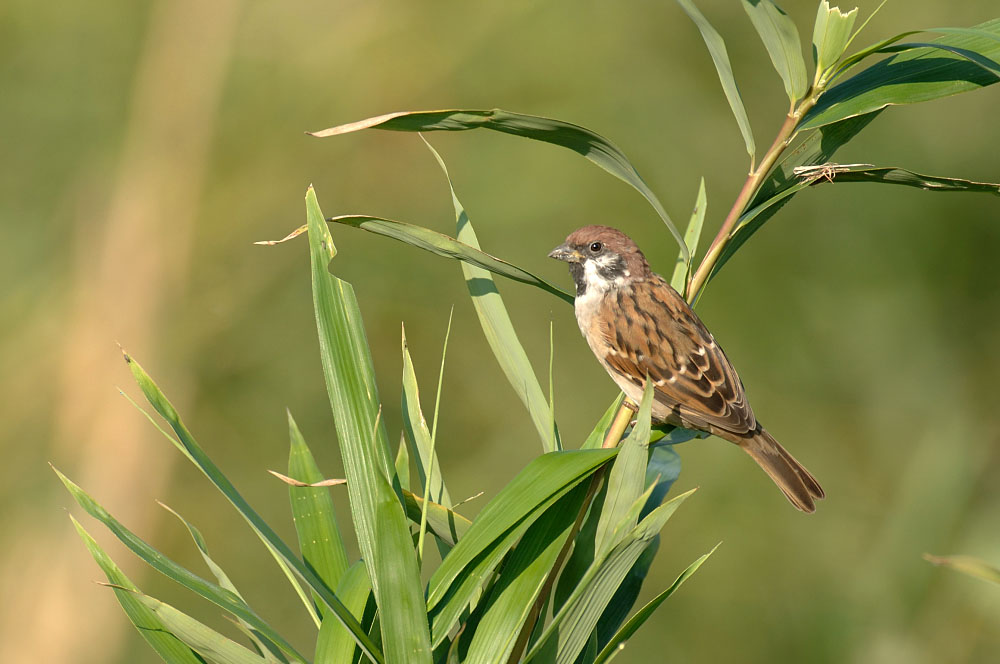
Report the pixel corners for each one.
[310,108,687,258]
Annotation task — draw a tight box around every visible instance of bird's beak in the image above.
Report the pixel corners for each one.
[548,242,583,263]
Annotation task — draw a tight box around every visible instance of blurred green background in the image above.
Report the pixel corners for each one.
[3,1,999,662]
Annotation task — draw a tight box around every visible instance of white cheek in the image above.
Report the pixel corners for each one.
[583,260,614,292]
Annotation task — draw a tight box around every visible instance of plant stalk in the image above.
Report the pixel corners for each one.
[686,93,820,302]
[505,401,635,663]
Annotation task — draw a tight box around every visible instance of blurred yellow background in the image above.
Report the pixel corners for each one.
[3,1,998,662]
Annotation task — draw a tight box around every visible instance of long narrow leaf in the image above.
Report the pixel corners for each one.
[422,137,561,452]
[286,412,350,617]
[795,164,1000,194]
[670,177,707,293]
[304,186,431,663]
[158,504,289,663]
[316,562,375,664]
[129,593,269,664]
[525,489,696,664]
[803,19,1000,129]
[594,545,719,664]
[426,449,617,645]
[462,483,589,664]
[120,354,381,663]
[309,109,687,258]
[741,0,808,102]
[401,325,453,508]
[324,215,573,305]
[70,517,205,664]
[402,489,472,547]
[57,470,307,663]
[674,0,756,162]
[594,382,654,554]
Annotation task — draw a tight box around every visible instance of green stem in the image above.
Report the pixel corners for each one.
[686,93,820,302]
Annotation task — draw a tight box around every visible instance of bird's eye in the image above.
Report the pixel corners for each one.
[589,241,603,253]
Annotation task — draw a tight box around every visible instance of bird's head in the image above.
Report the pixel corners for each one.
[548,225,650,297]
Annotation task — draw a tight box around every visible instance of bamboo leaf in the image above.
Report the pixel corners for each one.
[812,1,858,77]
[674,0,756,162]
[316,562,375,664]
[741,0,808,101]
[525,489,696,664]
[794,164,1000,194]
[304,186,431,663]
[594,545,719,664]
[670,177,707,293]
[57,469,307,663]
[803,19,1000,129]
[310,109,687,258]
[426,449,617,646]
[129,593,270,664]
[461,483,589,664]
[120,353,382,663]
[582,396,626,450]
[594,382,654,554]
[158,503,288,663]
[395,432,411,493]
[70,517,205,664]
[286,412,350,618]
[422,137,561,452]
[319,215,573,305]
[402,489,472,547]
[401,324,453,508]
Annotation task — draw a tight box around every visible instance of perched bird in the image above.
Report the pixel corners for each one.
[549,225,823,512]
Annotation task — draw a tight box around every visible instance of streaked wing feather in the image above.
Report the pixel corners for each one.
[600,276,755,434]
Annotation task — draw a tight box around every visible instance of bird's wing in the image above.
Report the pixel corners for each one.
[598,276,756,434]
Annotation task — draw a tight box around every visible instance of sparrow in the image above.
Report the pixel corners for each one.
[549,225,824,512]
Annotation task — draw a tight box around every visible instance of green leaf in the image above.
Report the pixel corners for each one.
[461,483,589,664]
[417,306,455,565]
[324,215,573,305]
[120,353,381,663]
[422,137,561,453]
[316,562,375,664]
[924,553,1000,585]
[395,432,411,493]
[803,19,1000,129]
[427,449,618,646]
[129,593,270,664]
[158,503,288,663]
[674,0,756,162]
[286,412,351,616]
[402,489,472,547]
[793,164,1000,194]
[812,1,858,77]
[670,177,707,293]
[741,0,808,102]
[582,396,626,450]
[310,109,686,259]
[57,470,307,663]
[401,324,453,508]
[70,516,205,664]
[525,489,696,664]
[594,544,719,664]
[594,381,654,554]
[304,186,432,663]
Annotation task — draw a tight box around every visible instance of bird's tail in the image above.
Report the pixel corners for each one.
[739,427,824,513]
